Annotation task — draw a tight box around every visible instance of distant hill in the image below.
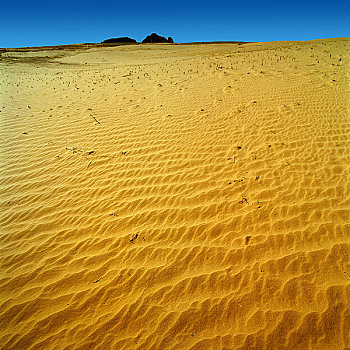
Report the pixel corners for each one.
[142,33,174,43]
[101,37,137,44]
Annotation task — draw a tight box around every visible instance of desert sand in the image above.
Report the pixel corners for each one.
[0,38,349,349]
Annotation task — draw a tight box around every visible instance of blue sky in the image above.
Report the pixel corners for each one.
[1,0,349,47]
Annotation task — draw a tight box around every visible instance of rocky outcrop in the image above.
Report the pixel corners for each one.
[142,33,174,43]
[101,37,136,44]
[167,37,174,43]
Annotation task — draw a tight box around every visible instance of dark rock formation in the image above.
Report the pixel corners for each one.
[167,37,174,43]
[142,33,174,43]
[101,37,136,44]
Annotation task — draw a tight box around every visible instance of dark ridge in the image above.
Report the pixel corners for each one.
[101,37,137,44]
[142,33,174,43]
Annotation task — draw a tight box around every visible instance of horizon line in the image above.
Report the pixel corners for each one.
[1,37,348,50]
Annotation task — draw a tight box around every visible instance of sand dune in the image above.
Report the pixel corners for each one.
[1,38,349,349]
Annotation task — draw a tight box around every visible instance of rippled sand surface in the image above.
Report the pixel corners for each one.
[1,38,349,349]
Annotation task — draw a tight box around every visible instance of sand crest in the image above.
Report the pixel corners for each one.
[1,38,349,349]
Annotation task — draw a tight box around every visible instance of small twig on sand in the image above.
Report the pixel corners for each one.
[238,196,249,204]
[92,116,101,124]
[93,277,102,283]
[130,233,138,243]
[87,161,92,168]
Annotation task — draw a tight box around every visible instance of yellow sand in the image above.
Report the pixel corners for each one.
[0,38,349,349]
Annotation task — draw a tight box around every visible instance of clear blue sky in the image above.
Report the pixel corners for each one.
[1,0,349,47]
